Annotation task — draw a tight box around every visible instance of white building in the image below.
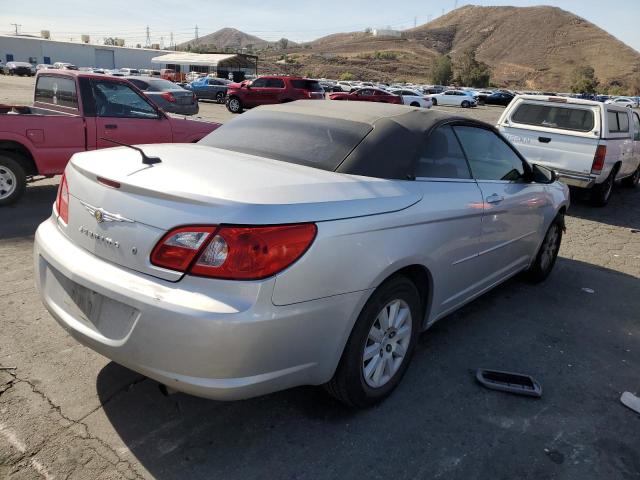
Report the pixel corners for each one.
[372,29,402,38]
[0,34,164,69]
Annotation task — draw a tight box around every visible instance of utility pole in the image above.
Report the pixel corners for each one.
[10,23,21,35]
[414,16,417,28]
[145,25,151,47]
[170,32,174,50]
[160,36,164,49]
[195,25,199,41]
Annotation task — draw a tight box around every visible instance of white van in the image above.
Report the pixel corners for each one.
[498,96,640,206]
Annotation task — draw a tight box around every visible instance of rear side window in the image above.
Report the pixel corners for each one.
[266,78,285,88]
[454,126,525,182]
[608,110,630,133]
[633,113,640,141]
[416,126,471,179]
[290,80,323,91]
[199,110,372,171]
[35,76,78,109]
[512,103,595,132]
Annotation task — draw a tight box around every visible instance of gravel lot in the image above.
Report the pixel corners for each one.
[1,74,639,480]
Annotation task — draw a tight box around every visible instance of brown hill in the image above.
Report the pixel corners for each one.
[262,5,640,91]
[178,28,272,50]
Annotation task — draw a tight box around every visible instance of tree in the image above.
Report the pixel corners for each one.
[570,66,599,94]
[278,38,289,50]
[453,49,491,87]
[103,37,116,46]
[430,55,452,85]
[339,72,355,81]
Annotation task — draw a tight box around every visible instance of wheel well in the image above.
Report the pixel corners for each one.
[0,141,38,176]
[410,102,420,107]
[385,265,432,322]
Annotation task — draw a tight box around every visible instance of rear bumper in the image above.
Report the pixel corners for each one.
[555,169,597,188]
[34,216,366,400]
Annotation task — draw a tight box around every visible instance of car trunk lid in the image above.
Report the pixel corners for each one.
[62,144,420,280]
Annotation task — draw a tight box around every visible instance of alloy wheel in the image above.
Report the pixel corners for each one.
[228,98,240,112]
[362,299,412,389]
[0,166,16,200]
[540,223,560,271]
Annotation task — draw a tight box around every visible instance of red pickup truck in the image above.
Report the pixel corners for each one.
[0,70,219,205]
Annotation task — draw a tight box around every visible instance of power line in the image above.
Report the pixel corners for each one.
[10,23,21,35]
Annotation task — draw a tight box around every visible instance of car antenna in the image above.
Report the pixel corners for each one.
[99,137,162,165]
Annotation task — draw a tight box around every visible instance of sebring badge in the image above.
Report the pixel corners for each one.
[79,226,120,248]
[80,201,133,223]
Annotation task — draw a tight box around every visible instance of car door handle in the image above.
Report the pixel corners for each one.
[486,194,504,204]
[538,137,551,143]
[105,124,118,130]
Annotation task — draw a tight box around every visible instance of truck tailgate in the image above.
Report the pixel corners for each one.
[502,127,599,175]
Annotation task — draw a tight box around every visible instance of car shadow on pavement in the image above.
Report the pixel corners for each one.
[567,186,640,230]
[0,182,58,239]
[96,257,640,480]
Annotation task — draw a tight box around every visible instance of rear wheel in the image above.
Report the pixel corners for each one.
[431,98,437,106]
[325,275,421,407]
[590,169,616,206]
[226,96,243,113]
[0,153,27,206]
[525,213,564,283]
[461,100,470,108]
[621,166,640,188]
[410,101,420,107]
[215,91,225,104]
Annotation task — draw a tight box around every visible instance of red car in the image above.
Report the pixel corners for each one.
[225,76,325,113]
[329,88,402,104]
[0,70,219,205]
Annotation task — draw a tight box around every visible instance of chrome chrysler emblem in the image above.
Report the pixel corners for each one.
[81,201,133,223]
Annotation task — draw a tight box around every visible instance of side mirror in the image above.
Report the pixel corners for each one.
[531,164,558,184]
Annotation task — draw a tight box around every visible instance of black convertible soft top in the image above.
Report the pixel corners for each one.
[201,100,496,179]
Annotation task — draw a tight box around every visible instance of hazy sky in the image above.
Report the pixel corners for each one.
[1,0,638,51]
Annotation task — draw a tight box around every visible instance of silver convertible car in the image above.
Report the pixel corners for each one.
[35,102,569,407]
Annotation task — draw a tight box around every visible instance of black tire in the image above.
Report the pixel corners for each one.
[431,98,437,106]
[621,166,640,188]
[590,169,616,207]
[461,100,470,108]
[216,91,225,104]
[525,213,564,283]
[325,275,421,408]
[226,96,243,113]
[0,153,27,206]
[410,101,420,107]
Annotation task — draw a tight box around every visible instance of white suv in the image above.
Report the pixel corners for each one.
[499,95,640,206]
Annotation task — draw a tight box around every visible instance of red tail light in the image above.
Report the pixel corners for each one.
[161,92,176,103]
[55,173,69,224]
[151,224,317,280]
[592,145,607,174]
